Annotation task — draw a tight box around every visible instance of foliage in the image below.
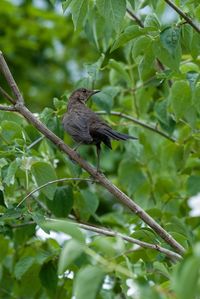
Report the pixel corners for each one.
[0,0,200,298]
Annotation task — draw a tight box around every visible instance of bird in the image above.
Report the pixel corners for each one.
[62,87,137,171]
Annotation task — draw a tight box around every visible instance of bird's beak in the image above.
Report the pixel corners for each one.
[86,90,100,101]
[92,90,100,95]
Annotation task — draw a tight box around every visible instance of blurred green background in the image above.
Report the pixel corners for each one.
[0,0,103,111]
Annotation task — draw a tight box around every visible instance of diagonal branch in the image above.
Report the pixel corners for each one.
[164,0,200,34]
[0,51,23,103]
[97,110,176,142]
[0,86,16,104]
[0,51,185,255]
[126,8,144,28]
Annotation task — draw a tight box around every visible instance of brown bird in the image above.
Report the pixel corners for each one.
[62,88,137,171]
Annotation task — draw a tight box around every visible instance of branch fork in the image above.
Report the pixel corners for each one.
[0,51,185,258]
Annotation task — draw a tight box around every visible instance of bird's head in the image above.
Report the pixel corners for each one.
[70,88,100,103]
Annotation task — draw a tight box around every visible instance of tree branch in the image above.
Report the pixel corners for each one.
[0,85,16,104]
[16,177,97,208]
[74,221,182,262]
[0,51,23,103]
[97,110,176,142]
[164,0,200,34]
[126,8,144,28]
[11,218,181,261]
[0,51,185,255]
[0,105,16,111]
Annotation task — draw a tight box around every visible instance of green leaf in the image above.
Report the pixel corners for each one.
[70,0,88,30]
[74,190,99,221]
[1,120,23,143]
[49,0,56,5]
[0,235,9,263]
[118,160,147,196]
[39,261,58,295]
[0,158,8,169]
[92,86,120,112]
[193,82,200,114]
[4,160,19,186]
[138,49,155,80]
[128,0,135,9]
[172,257,200,299]
[108,59,131,85]
[14,256,35,279]
[85,54,105,82]
[155,99,176,133]
[96,0,126,32]
[144,14,160,30]
[170,80,192,119]
[47,186,73,217]
[110,25,142,52]
[18,264,41,297]
[181,24,193,52]
[92,236,120,257]
[14,224,36,246]
[187,175,200,196]
[62,0,73,12]
[132,35,152,58]
[73,265,105,299]
[132,229,157,243]
[42,219,85,243]
[160,27,180,56]
[154,262,170,278]
[58,239,84,274]
[31,161,57,200]
[191,32,200,59]
[153,38,181,71]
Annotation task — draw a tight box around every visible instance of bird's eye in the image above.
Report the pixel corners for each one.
[82,88,86,93]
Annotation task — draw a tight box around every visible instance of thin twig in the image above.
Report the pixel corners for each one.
[16,178,97,208]
[0,52,23,103]
[11,221,35,228]
[97,110,176,142]
[75,222,182,262]
[10,217,181,261]
[164,0,200,34]
[126,8,144,28]
[0,85,16,104]
[126,8,172,86]
[27,136,45,150]
[129,75,157,92]
[0,105,16,111]
[0,51,185,255]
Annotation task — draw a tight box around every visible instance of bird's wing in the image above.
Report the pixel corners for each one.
[88,112,136,141]
[63,112,93,143]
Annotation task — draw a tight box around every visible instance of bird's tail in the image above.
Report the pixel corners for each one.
[99,128,137,141]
